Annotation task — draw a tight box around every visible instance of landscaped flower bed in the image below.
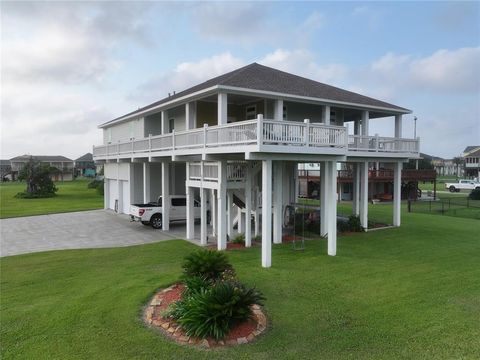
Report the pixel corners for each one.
[144,250,267,348]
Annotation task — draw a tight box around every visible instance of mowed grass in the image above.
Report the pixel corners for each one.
[1,208,479,359]
[0,180,103,218]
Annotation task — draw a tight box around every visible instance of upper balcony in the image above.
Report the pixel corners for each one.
[93,115,419,161]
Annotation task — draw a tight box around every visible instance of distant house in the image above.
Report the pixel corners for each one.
[431,157,457,177]
[74,153,96,177]
[10,155,74,181]
[1,160,12,181]
[463,146,480,179]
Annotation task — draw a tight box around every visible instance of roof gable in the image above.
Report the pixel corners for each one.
[10,155,73,162]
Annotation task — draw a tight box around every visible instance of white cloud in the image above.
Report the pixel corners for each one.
[131,53,246,103]
[300,11,326,32]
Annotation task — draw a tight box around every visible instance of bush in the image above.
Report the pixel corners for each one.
[14,191,56,199]
[231,233,245,244]
[469,189,480,200]
[182,250,233,281]
[168,281,265,340]
[88,179,104,195]
[347,215,364,232]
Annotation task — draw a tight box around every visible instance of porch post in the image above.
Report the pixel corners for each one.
[274,99,284,121]
[161,110,168,134]
[218,93,228,125]
[161,162,170,230]
[394,115,402,138]
[328,161,337,256]
[361,110,370,136]
[186,102,197,130]
[143,162,150,203]
[211,189,217,236]
[186,186,194,240]
[322,105,331,125]
[254,185,260,237]
[262,159,273,268]
[200,187,207,245]
[359,161,369,229]
[227,190,233,238]
[217,161,227,250]
[353,163,360,216]
[245,166,252,247]
[393,161,402,226]
[238,207,244,234]
[320,161,329,237]
[273,161,283,244]
[104,179,109,209]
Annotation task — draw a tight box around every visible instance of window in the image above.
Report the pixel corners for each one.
[172,198,186,206]
[245,105,257,120]
[330,110,336,123]
[107,128,112,143]
[169,118,175,133]
[283,105,287,120]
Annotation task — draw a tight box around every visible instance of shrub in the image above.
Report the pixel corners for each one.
[168,281,265,340]
[253,235,261,242]
[88,179,104,195]
[231,233,245,244]
[469,189,480,200]
[182,249,233,281]
[347,215,364,232]
[181,275,212,298]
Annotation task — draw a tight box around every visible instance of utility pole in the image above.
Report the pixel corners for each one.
[414,116,418,169]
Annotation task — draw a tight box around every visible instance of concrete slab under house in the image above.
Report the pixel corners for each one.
[92,63,419,268]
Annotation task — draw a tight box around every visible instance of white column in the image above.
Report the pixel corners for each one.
[361,110,369,136]
[218,93,228,125]
[273,161,283,244]
[274,99,283,121]
[186,186,194,240]
[217,161,227,250]
[161,162,170,231]
[327,161,337,256]
[254,186,260,237]
[104,179,109,209]
[322,105,331,125]
[161,110,168,134]
[186,102,197,130]
[227,190,233,237]
[394,115,402,138]
[200,188,207,245]
[294,163,299,203]
[143,162,150,203]
[393,161,402,227]
[262,159,272,268]
[320,161,329,237]
[359,161,369,229]
[353,163,360,216]
[245,168,252,247]
[211,189,217,236]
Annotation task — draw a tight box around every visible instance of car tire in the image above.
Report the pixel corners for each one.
[141,221,150,226]
[449,186,456,193]
[150,214,163,229]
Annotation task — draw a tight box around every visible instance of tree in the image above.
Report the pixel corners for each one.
[16,157,58,198]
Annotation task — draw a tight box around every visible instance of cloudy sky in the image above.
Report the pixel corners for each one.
[1,1,479,159]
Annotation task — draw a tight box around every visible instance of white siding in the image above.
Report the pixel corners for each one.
[121,180,130,214]
[103,118,145,144]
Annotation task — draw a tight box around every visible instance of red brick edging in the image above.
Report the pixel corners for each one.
[144,284,267,348]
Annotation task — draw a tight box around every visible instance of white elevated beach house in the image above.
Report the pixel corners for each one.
[93,63,419,267]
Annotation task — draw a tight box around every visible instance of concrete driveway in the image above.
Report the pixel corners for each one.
[0,210,199,257]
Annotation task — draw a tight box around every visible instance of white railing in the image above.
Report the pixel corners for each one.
[93,116,419,158]
[348,135,419,154]
[187,161,247,182]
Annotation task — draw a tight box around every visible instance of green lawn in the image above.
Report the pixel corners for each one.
[0,180,103,218]
[1,208,479,359]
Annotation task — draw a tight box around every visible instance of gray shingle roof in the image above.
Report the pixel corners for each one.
[463,146,480,155]
[75,153,93,162]
[10,155,73,162]
[103,63,410,126]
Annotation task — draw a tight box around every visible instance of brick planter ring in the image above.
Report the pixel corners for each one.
[144,284,267,348]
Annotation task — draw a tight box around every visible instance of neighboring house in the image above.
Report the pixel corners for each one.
[75,153,96,177]
[463,146,480,179]
[10,155,74,181]
[92,63,420,268]
[431,157,458,177]
[1,160,12,181]
[299,162,436,200]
